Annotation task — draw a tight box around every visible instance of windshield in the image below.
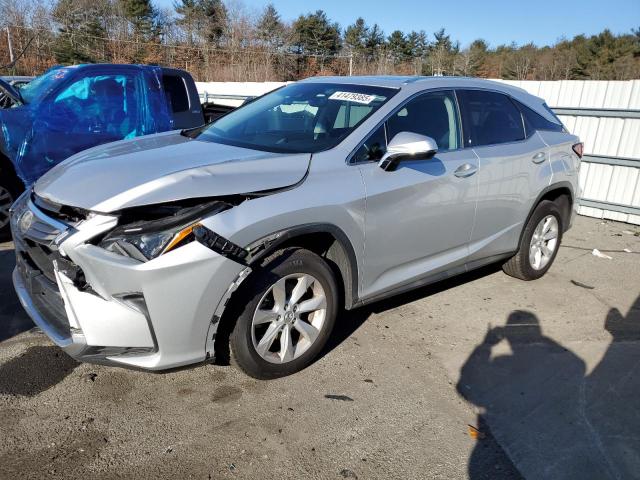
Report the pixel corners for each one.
[194,83,397,154]
[19,67,74,104]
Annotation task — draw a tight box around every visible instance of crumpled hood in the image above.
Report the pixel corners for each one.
[35,131,311,212]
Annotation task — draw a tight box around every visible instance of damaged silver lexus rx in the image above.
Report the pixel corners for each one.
[11,76,581,378]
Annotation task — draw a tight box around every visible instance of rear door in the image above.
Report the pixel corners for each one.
[457,89,550,265]
[358,90,479,299]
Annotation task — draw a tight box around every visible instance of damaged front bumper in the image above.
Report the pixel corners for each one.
[11,193,246,370]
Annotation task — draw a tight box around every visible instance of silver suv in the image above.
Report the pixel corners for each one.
[11,76,582,378]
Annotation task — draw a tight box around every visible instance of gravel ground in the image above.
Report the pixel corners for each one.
[0,216,639,480]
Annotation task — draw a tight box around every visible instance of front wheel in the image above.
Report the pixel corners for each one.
[229,248,338,379]
[0,174,23,239]
[502,200,563,281]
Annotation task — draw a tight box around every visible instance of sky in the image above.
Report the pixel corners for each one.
[159,0,640,48]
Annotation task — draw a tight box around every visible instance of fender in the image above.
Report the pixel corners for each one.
[204,223,361,360]
[517,181,575,247]
[245,223,360,310]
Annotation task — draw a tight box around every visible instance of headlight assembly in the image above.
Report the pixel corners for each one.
[99,222,200,261]
[98,201,231,261]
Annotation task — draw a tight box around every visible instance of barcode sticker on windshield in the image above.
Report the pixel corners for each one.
[328,91,377,104]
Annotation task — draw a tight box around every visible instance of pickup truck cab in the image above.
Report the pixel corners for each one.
[0,64,206,235]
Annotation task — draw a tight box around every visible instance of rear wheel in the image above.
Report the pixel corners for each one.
[502,200,563,280]
[229,248,338,379]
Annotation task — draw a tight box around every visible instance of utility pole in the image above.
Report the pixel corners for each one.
[6,27,15,64]
[349,53,353,76]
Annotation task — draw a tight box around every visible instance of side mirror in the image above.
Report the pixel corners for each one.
[378,132,438,171]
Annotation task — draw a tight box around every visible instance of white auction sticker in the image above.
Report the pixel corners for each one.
[328,91,377,104]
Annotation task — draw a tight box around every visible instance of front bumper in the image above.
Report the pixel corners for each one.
[13,266,89,359]
[11,194,245,370]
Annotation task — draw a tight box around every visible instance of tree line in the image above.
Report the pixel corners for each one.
[1,0,639,82]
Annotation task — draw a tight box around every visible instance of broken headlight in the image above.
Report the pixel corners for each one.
[98,201,231,261]
[99,222,200,261]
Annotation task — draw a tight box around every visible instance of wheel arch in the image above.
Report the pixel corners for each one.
[519,181,575,246]
[0,152,23,190]
[246,223,360,310]
[210,223,360,365]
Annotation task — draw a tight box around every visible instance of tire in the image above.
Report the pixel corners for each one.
[502,200,564,281]
[229,248,339,379]
[0,170,23,240]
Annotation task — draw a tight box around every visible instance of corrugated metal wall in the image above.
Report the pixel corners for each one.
[499,80,640,225]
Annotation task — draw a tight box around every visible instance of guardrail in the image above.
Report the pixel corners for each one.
[199,92,254,103]
[551,105,640,222]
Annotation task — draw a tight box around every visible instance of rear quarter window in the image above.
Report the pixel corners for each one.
[516,100,565,134]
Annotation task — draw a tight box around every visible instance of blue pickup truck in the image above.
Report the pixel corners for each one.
[0,63,232,236]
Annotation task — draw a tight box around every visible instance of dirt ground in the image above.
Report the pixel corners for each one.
[0,215,639,480]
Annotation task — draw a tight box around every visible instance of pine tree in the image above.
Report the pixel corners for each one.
[344,18,368,55]
[119,0,158,40]
[174,0,199,44]
[388,30,409,64]
[257,3,285,49]
[364,24,384,59]
[200,0,226,46]
[52,0,109,65]
[292,10,341,57]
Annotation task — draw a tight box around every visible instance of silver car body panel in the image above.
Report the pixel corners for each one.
[35,130,312,212]
[13,76,580,370]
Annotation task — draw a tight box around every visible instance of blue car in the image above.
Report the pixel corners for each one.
[0,64,207,235]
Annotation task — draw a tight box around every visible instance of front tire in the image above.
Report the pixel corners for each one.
[0,172,23,239]
[230,248,338,379]
[502,200,563,281]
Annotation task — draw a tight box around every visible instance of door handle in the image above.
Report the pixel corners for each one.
[532,152,547,164]
[454,163,478,178]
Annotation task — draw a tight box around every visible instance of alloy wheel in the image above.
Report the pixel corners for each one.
[251,273,327,364]
[529,215,559,270]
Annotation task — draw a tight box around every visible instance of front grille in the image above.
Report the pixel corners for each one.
[22,213,64,244]
[15,253,70,339]
[21,239,62,283]
[11,193,78,339]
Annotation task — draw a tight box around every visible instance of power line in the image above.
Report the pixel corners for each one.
[5,23,366,60]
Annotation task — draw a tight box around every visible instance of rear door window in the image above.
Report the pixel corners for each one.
[162,74,190,114]
[458,90,525,147]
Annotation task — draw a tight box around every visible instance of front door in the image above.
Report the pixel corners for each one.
[357,90,479,299]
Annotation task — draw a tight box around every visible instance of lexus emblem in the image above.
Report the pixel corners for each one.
[19,210,34,234]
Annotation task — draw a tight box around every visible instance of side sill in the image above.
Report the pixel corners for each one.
[354,252,514,309]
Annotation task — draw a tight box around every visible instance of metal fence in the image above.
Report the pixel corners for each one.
[499,80,640,225]
[196,79,640,226]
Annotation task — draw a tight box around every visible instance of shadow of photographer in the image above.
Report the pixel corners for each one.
[458,295,640,479]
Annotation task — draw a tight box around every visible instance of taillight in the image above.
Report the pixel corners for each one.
[572,142,584,158]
